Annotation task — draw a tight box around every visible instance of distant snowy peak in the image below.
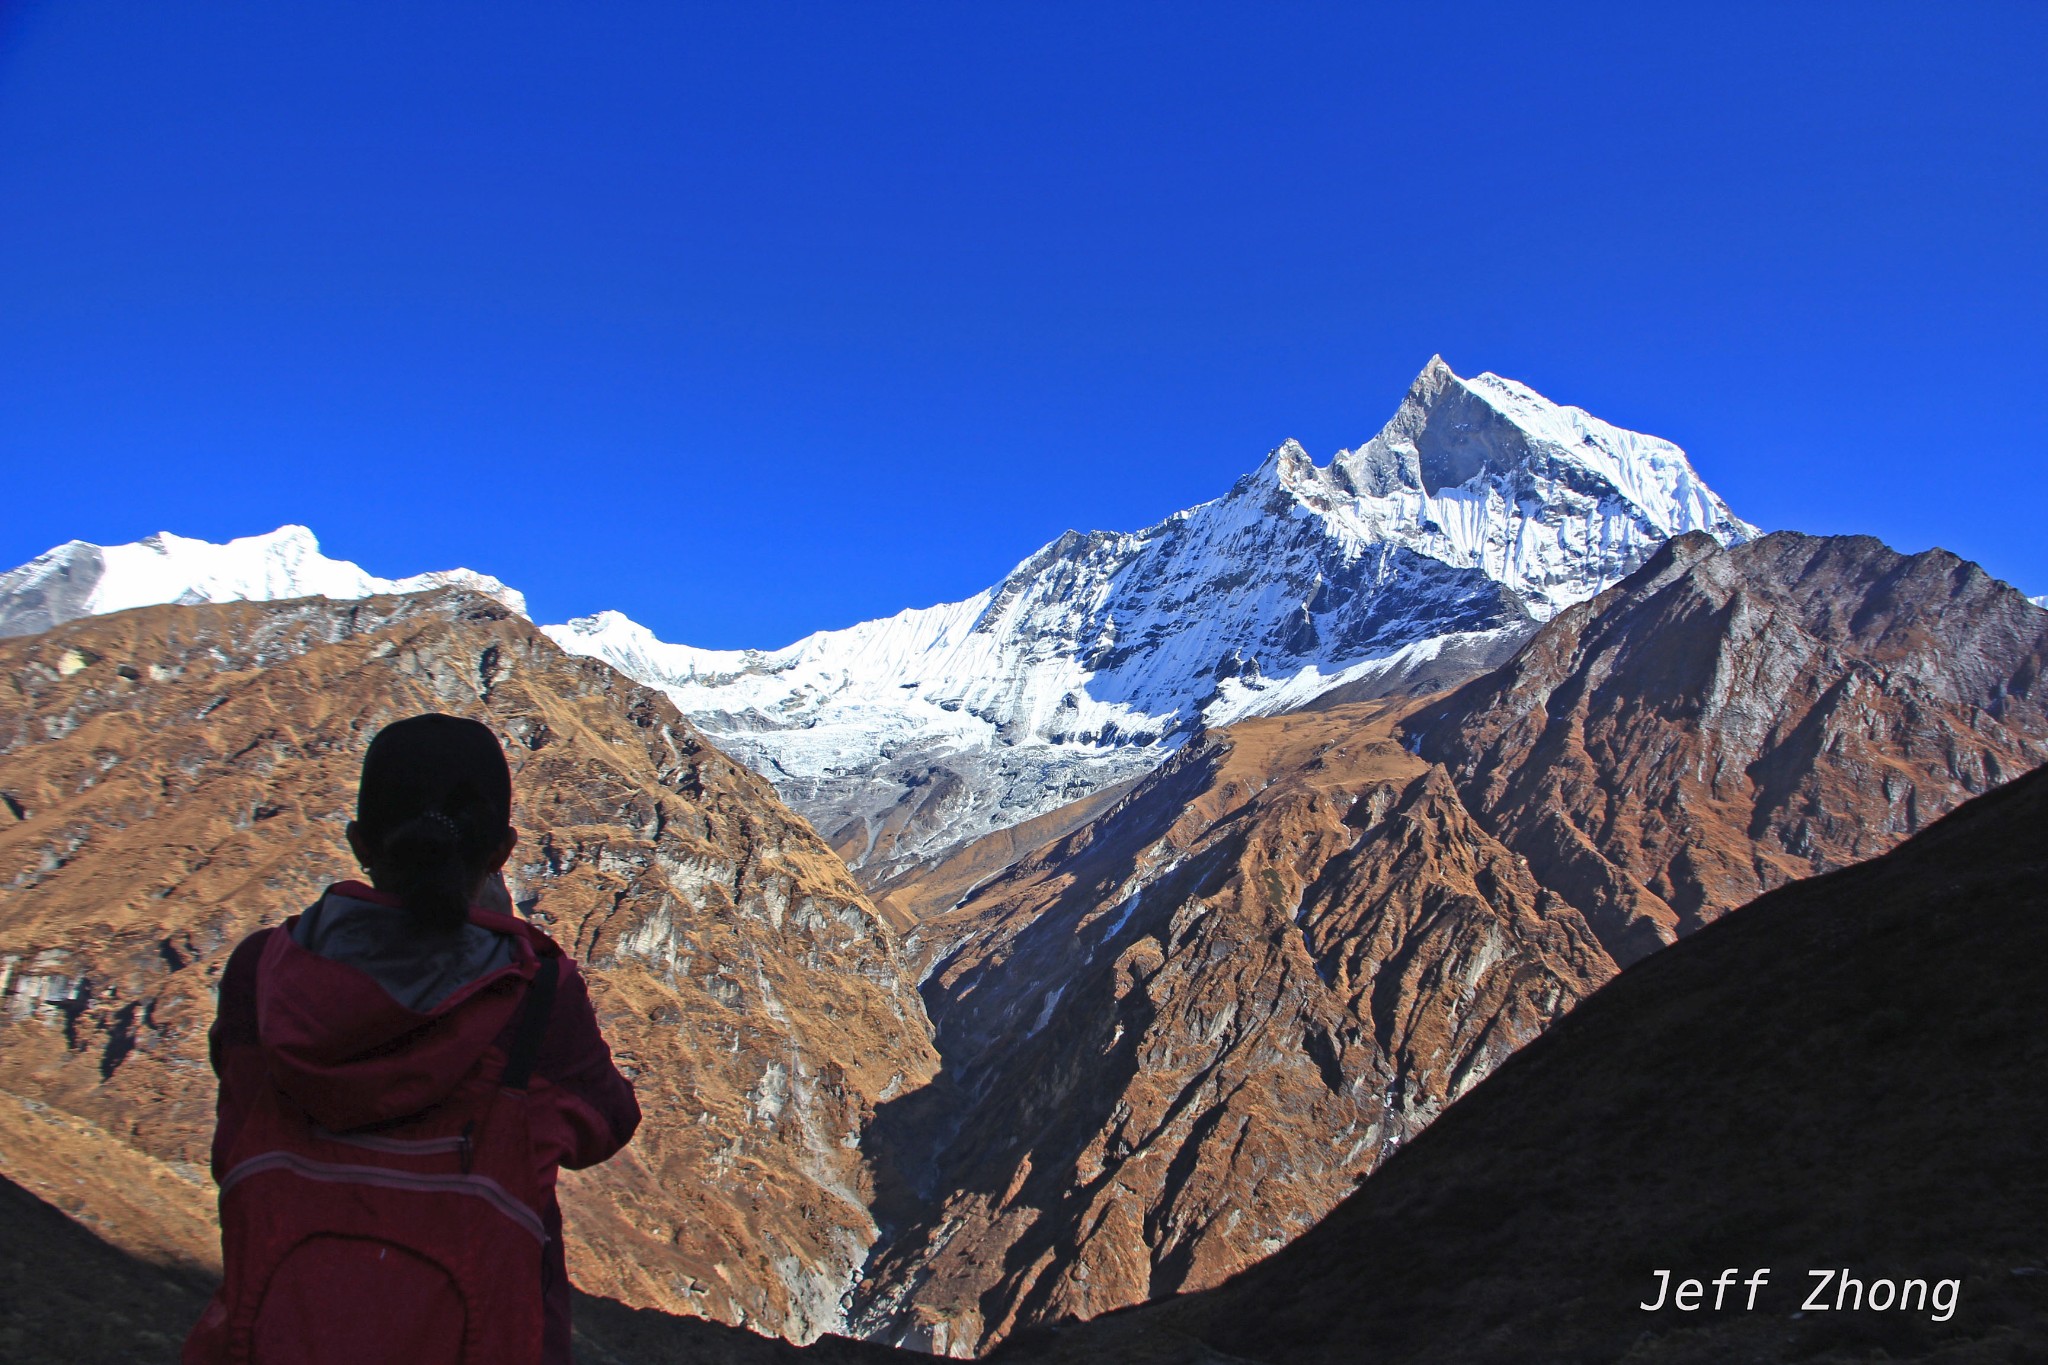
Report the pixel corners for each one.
[2033,594,2048,610]
[0,525,525,638]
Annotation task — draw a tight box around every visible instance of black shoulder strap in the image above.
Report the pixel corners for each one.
[499,954,559,1092]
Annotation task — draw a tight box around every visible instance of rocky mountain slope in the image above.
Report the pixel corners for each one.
[843,530,2048,1354]
[0,524,525,637]
[1000,756,2048,1365]
[0,590,937,1343]
[545,358,1755,886]
[1411,530,2048,963]
[850,702,1614,1353]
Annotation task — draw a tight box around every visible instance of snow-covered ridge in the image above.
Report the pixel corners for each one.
[546,358,1757,881]
[0,525,525,638]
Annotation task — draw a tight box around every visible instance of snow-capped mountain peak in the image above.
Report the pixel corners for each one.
[0,524,525,637]
[1287,356,1759,617]
[547,358,1756,883]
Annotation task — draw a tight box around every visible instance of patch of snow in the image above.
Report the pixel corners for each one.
[1027,986,1065,1037]
[1093,855,1182,946]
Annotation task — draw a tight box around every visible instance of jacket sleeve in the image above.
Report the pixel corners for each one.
[526,948,640,1173]
[207,928,274,1181]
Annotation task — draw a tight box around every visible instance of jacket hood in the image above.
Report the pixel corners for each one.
[256,883,537,1130]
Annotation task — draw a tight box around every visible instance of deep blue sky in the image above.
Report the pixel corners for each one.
[3,3,2043,645]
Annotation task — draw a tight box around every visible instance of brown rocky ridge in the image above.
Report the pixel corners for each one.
[845,530,2048,1354]
[849,702,1614,1354]
[991,752,2048,1364]
[0,589,939,1343]
[1412,529,2048,963]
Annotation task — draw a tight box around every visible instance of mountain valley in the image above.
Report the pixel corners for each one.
[986,753,2048,1363]
[2,361,2045,1361]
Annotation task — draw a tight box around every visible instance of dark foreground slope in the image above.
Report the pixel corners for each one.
[997,761,2048,1364]
[0,1172,213,1365]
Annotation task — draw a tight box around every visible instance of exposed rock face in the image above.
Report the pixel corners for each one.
[548,358,1752,887]
[1004,757,2048,1365]
[0,542,106,638]
[0,591,936,1343]
[1412,530,2048,963]
[849,705,1614,1354]
[848,531,2048,1355]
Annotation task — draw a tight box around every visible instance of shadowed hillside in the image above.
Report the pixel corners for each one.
[992,760,2048,1363]
[0,1172,911,1365]
[0,1173,214,1365]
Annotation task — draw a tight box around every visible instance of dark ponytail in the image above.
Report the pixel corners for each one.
[375,809,478,933]
[354,715,513,934]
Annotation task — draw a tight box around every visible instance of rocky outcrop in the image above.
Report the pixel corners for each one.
[0,590,937,1343]
[1412,530,2048,962]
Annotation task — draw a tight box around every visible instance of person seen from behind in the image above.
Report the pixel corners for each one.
[185,713,640,1365]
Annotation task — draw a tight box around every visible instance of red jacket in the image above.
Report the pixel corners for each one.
[207,882,640,1363]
